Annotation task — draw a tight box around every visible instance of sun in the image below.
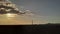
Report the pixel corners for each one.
[6,13,17,18]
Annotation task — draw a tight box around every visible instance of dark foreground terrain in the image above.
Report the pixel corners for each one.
[0,24,60,34]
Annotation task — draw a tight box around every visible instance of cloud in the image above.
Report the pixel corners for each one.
[6,0,12,3]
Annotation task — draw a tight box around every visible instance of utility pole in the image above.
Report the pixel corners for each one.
[32,19,33,25]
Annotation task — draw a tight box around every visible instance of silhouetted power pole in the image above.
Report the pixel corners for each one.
[32,19,33,25]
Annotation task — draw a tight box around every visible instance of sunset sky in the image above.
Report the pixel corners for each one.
[0,0,60,25]
[10,0,60,23]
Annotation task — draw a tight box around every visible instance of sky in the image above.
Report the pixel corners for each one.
[9,0,60,23]
[11,0,60,16]
[0,0,59,24]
